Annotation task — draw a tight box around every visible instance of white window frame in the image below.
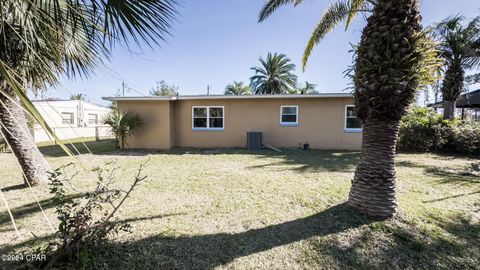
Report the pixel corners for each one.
[88,113,98,125]
[192,106,225,131]
[280,105,299,126]
[61,112,74,125]
[344,105,362,132]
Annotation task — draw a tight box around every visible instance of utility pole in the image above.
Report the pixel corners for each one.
[122,81,126,97]
[207,85,210,95]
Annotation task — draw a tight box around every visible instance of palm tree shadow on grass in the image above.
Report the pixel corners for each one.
[100,205,477,269]
[101,203,375,269]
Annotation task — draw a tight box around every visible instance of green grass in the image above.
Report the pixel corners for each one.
[0,141,479,269]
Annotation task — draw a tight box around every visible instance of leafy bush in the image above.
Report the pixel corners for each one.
[36,160,149,269]
[450,122,480,154]
[398,107,452,151]
[398,107,480,155]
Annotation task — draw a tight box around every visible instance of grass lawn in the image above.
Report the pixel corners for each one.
[0,139,479,269]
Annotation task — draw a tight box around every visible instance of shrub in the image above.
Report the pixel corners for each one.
[451,122,480,155]
[398,107,480,155]
[36,160,149,269]
[398,107,453,151]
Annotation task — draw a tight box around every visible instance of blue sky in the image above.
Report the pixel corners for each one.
[45,0,479,105]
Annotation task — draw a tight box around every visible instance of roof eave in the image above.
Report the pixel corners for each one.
[102,93,353,102]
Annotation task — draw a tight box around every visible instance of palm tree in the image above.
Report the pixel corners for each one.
[103,111,143,150]
[250,53,297,94]
[0,0,178,185]
[433,16,480,119]
[224,81,252,95]
[259,0,438,217]
[70,94,85,100]
[298,81,318,94]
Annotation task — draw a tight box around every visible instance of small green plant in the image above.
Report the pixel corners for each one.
[37,160,149,269]
[103,110,143,149]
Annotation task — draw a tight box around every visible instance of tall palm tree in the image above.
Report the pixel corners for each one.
[433,16,480,119]
[0,0,178,185]
[260,0,438,217]
[224,81,252,95]
[250,52,297,94]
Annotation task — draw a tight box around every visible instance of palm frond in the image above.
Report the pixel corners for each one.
[258,0,304,22]
[1,0,178,156]
[302,1,350,70]
[345,0,367,29]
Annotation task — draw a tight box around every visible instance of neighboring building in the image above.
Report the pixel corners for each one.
[428,89,480,120]
[31,99,111,142]
[103,94,363,150]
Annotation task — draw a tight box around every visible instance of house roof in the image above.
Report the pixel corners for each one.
[429,89,480,108]
[102,93,353,101]
[32,99,110,108]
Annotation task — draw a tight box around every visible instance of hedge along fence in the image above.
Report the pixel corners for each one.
[398,107,480,155]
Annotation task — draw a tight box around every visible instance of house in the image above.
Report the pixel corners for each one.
[428,89,480,120]
[31,99,111,142]
[102,94,363,150]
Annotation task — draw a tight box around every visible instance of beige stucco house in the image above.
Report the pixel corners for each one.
[103,94,363,150]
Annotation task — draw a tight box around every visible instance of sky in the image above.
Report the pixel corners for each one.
[44,0,480,105]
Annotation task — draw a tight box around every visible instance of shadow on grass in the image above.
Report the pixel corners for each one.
[40,144,361,173]
[0,193,85,227]
[97,148,361,173]
[245,150,360,172]
[422,191,480,203]
[302,212,480,269]
[396,160,480,185]
[98,203,374,269]
[2,205,478,269]
[38,139,116,157]
[0,213,185,268]
[0,184,27,192]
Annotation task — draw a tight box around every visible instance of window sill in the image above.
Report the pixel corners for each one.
[192,128,225,131]
[280,123,299,127]
[344,129,362,133]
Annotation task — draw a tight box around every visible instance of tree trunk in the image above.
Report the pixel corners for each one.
[348,117,400,218]
[443,100,455,120]
[0,85,51,185]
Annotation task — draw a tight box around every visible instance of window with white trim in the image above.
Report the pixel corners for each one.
[192,106,224,130]
[88,114,98,125]
[61,112,74,125]
[280,105,298,126]
[345,105,362,131]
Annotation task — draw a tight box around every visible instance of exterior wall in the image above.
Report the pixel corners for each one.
[173,98,362,150]
[33,100,110,128]
[116,100,174,149]
[116,97,362,150]
[32,126,111,143]
[32,100,111,142]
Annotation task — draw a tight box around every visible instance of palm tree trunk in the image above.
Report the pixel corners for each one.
[0,84,51,185]
[348,116,400,218]
[443,100,455,119]
[441,61,463,120]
